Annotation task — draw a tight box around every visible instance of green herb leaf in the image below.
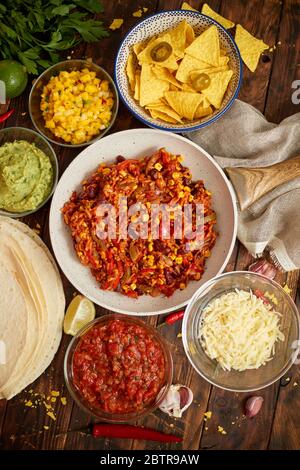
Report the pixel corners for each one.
[0,1,108,74]
[73,0,104,14]
[52,4,75,16]
[18,51,39,74]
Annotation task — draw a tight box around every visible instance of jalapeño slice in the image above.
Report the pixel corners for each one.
[190,72,211,91]
[150,42,173,62]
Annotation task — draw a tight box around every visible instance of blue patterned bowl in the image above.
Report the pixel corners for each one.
[115,10,242,132]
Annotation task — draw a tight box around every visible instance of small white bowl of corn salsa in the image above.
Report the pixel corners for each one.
[29,60,119,148]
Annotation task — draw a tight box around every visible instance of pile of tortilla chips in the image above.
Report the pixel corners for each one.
[182,2,269,73]
[126,20,233,124]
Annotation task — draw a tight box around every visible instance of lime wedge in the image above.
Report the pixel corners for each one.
[64,295,95,336]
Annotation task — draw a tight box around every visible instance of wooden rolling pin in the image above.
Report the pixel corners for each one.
[226,156,300,211]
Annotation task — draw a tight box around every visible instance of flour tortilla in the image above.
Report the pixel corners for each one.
[5,218,65,394]
[0,265,28,391]
[0,217,65,400]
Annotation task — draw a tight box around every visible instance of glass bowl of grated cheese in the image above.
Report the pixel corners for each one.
[182,271,300,392]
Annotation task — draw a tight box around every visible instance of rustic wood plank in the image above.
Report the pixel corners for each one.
[221,0,283,112]
[268,270,300,449]
[197,0,284,450]
[264,0,300,122]
[264,0,300,449]
[160,0,221,13]
[1,0,299,451]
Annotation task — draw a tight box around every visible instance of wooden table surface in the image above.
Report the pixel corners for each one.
[0,0,299,451]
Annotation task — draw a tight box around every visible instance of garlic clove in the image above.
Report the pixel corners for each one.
[245,396,264,418]
[248,259,277,280]
[159,384,193,418]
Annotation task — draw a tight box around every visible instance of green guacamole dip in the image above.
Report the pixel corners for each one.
[0,140,53,213]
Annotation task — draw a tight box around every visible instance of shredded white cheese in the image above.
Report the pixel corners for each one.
[198,289,285,371]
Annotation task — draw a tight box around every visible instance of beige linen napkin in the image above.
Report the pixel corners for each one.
[185,99,300,271]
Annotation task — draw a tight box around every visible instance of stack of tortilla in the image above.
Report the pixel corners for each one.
[0,217,65,400]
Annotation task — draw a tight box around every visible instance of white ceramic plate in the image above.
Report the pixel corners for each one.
[50,129,237,315]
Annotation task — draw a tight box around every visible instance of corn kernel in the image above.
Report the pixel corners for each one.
[172,172,180,179]
[154,163,162,171]
[40,69,114,145]
[175,256,183,264]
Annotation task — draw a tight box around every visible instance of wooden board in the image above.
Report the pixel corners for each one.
[0,0,299,451]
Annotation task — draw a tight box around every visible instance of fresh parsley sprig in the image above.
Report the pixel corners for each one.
[0,0,108,74]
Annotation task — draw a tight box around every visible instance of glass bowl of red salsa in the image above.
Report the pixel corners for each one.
[64,314,173,422]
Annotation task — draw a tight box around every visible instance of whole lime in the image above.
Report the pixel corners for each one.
[0,60,28,99]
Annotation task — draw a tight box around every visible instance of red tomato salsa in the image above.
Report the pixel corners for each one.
[72,319,166,414]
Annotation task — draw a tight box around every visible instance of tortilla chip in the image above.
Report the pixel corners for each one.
[126,53,137,91]
[133,9,143,18]
[194,105,213,119]
[185,25,220,67]
[169,84,181,91]
[137,34,179,70]
[189,65,229,84]
[176,54,214,83]
[164,91,204,120]
[176,54,228,84]
[186,23,195,46]
[201,69,233,108]
[109,19,124,30]
[181,2,197,11]
[182,83,197,92]
[133,42,146,56]
[148,108,179,124]
[140,64,169,107]
[152,66,183,88]
[145,100,166,108]
[161,20,194,58]
[194,96,213,118]
[201,4,235,29]
[134,73,140,101]
[235,24,269,72]
[219,55,229,66]
[147,103,183,123]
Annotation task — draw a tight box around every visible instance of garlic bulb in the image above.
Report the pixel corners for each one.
[245,396,264,418]
[159,384,193,418]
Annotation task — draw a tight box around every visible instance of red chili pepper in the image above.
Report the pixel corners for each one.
[158,309,185,328]
[165,309,185,325]
[92,424,182,443]
[0,108,14,123]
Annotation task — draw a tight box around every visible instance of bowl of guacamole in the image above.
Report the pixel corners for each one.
[0,127,58,217]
